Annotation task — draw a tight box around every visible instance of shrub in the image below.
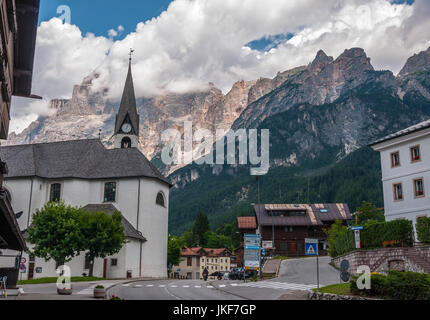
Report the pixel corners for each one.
[95,285,105,289]
[333,219,414,256]
[416,217,430,244]
[350,271,430,300]
[384,271,430,300]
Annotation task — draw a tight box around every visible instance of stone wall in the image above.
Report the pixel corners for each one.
[307,291,378,300]
[331,245,430,275]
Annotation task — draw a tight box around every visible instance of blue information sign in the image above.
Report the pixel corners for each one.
[305,238,318,256]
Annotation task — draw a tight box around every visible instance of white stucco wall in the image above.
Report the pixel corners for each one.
[372,127,430,237]
[4,175,169,279]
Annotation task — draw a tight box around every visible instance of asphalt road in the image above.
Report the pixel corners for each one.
[10,257,341,300]
[108,280,244,300]
[276,256,341,286]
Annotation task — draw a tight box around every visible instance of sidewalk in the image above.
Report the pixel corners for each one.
[0,278,154,300]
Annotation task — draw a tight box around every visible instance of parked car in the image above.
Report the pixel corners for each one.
[229,268,252,280]
[209,271,224,280]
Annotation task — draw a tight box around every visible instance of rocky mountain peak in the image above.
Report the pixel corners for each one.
[399,46,430,76]
[333,48,374,73]
[309,49,334,74]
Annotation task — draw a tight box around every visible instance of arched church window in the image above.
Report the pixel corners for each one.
[156,192,165,207]
[121,137,132,149]
[50,183,61,202]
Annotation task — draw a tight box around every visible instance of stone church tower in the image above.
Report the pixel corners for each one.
[113,52,140,149]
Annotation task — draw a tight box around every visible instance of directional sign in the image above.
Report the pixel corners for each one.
[244,234,260,270]
[351,226,363,231]
[305,238,318,256]
[244,234,260,248]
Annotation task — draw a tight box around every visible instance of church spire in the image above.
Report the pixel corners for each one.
[114,50,140,149]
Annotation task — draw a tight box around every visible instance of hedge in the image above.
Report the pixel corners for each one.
[416,217,430,244]
[334,220,414,256]
[350,271,430,300]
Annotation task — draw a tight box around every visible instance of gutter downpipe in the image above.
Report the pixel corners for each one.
[137,178,142,278]
[26,179,34,229]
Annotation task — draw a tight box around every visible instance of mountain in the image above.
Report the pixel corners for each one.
[167,47,430,234]
[7,66,299,175]
[6,45,430,235]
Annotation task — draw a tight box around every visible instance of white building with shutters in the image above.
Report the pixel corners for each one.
[370,119,430,237]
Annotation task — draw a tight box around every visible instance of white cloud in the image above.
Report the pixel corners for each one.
[9,0,430,133]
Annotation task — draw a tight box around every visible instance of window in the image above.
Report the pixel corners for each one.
[84,254,91,269]
[104,182,116,202]
[111,258,118,267]
[391,151,401,167]
[414,178,425,198]
[121,137,132,149]
[284,226,293,233]
[393,183,404,201]
[156,192,165,207]
[410,146,421,162]
[50,183,61,202]
[187,257,192,267]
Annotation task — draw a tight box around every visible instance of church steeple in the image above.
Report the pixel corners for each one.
[114,49,140,149]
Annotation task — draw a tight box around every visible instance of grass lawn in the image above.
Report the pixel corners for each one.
[313,283,351,296]
[17,276,106,285]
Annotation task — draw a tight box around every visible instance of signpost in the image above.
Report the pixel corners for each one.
[262,241,273,249]
[244,234,261,280]
[305,238,319,290]
[351,226,363,249]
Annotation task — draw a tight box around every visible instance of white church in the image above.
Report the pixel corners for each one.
[0,58,171,280]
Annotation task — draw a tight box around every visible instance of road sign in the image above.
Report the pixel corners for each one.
[20,257,26,264]
[262,241,273,249]
[354,230,361,249]
[351,226,363,231]
[177,268,181,273]
[305,238,318,256]
[340,260,350,271]
[244,234,260,248]
[340,259,350,282]
[244,234,261,271]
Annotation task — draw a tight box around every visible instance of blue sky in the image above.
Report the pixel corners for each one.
[39,0,174,39]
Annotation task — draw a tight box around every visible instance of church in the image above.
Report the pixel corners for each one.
[0,57,171,280]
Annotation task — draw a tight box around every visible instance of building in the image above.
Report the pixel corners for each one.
[254,204,351,257]
[0,58,172,280]
[370,119,430,237]
[199,248,232,279]
[172,247,232,280]
[0,0,40,288]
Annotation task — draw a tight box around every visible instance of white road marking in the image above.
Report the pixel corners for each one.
[219,285,226,288]
[194,285,201,288]
[122,284,130,287]
[237,281,318,291]
[182,285,190,288]
[146,284,154,287]
[158,285,166,288]
[133,285,142,288]
[170,285,178,288]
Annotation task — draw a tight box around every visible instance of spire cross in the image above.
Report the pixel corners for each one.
[129,48,135,62]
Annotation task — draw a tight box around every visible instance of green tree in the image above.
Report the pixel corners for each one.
[167,236,182,267]
[206,232,233,250]
[324,219,348,257]
[192,212,210,246]
[181,230,198,247]
[27,202,83,266]
[80,210,127,277]
[354,201,385,225]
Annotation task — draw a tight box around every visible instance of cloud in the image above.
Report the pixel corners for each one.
[9,0,430,133]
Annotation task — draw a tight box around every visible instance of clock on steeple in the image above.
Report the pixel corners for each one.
[113,49,140,149]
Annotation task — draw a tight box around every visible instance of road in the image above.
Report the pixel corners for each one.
[10,257,341,300]
[108,256,341,300]
[277,256,341,286]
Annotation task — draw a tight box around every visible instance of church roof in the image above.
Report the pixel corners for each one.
[115,61,140,135]
[0,139,171,186]
[82,204,146,242]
